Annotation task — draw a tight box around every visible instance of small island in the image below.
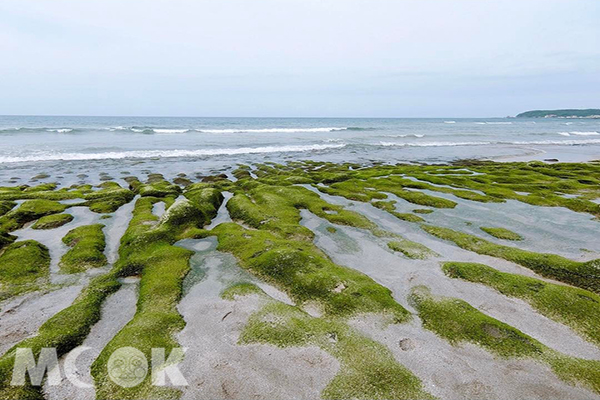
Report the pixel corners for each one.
[516,109,600,118]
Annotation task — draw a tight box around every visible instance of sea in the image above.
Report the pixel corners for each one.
[1,116,599,185]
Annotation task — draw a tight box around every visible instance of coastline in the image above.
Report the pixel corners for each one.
[1,159,600,399]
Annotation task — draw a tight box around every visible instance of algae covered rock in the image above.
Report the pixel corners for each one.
[0,199,67,232]
[60,224,107,273]
[32,213,74,229]
[0,240,50,300]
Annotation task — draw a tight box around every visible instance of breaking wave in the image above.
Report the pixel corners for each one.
[105,126,360,134]
[0,143,346,163]
[558,131,599,136]
[383,134,425,138]
[378,139,600,147]
[193,127,353,134]
[1,126,365,134]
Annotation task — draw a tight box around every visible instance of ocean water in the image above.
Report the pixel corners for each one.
[1,116,599,185]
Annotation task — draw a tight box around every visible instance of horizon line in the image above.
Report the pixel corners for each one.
[0,114,513,119]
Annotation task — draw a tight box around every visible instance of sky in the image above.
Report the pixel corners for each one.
[0,0,599,117]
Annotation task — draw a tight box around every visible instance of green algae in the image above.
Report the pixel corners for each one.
[183,184,225,226]
[83,182,135,213]
[421,224,600,293]
[409,286,600,394]
[261,160,600,218]
[391,212,426,223]
[413,209,433,214]
[0,201,16,217]
[92,188,223,399]
[318,177,457,209]
[213,222,409,321]
[239,301,434,400]
[60,224,107,273]
[388,240,438,259]
[0,231,16,250]
[480,227,523,241]
[0,199,67,233]
[173,176,192,187]
[442,262,600,347]
[232,165,252,180]
[326,226,337,233]
[409,286,543,358]
[0,240,50,301]
[229,184,378,238]
[221,282,265,300]
[0,183,82,201]
[371,200,425,223]
[31,213,73,230]
[130,175,182,197]
[0,272,120,399]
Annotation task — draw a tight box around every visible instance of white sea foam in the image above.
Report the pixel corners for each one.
[107,126,128,131]
[194,127,348,133]
[2,126,355,134]
[444,121,456,124]
[379,139,600,148]
[46,128,73,133]
[0,143,346,163]
[558,131,599,137]
[383,134,425,138]
[153,129,190,134]
[569,131,599,136]
[380,141,489,147]
[475,122,513,125]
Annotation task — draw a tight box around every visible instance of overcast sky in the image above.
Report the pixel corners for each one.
[1,0,598,117]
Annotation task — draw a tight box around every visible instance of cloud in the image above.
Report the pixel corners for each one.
[0,0,598,116]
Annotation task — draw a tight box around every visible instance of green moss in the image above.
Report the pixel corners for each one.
[227,184,377,239]
[549,356,600,394]
[371,200,396,212]
[0,231,16,250]
[422,224,600,293]
[413,209,433,214]
[183,184,225,226]
[480,227,523,241]
[0,201,16,217]
[92,191,223,399]
[410,286,543,357]
[213,222,409,321]
[173,177,192,187]
[0,183,83,201]
[409,286,600,394]
[0,240,50,301]
[390,212,425,223]
[388,240,438,259]
[322,178,457,209]
[442,262,600,347]
[83,182,135,213]
[129,175,181,197]
[60,224,107,273]
[0,273,120,399]
[240,301,433,399]
[221,282,265,300]
[232,167,252,180]
[326,226,337,233]
[31,213,73,230]
[370,200,425,223]
[0,199,67,232]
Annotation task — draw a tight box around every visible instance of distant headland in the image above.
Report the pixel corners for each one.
[516,109,600,118]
